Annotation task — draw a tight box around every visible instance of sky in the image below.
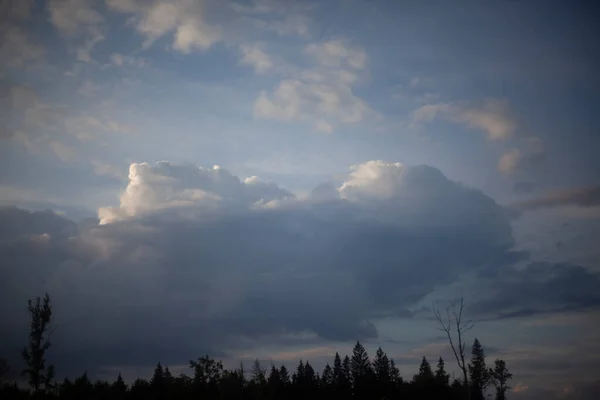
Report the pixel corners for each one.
[1,0,599,398]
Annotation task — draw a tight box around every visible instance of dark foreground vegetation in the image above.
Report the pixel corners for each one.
[1,294,512,400]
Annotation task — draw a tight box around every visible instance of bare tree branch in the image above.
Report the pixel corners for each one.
[433,295,472,400]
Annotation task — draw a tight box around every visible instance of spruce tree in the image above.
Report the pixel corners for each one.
[414,356,434,385]
[373,347,391,384]
[390,359,401,385]
[342,355,352,386]
[268,365,282,399]
[321,364,333,387]
[268,365,281,385]
[279,365,290,385]
[151,362,164,387]
[251,359,267,385]
[294,360,305,386]
[489,359,512,400]
[72,371,94,398]
[151,362,167,399]
[350,341,371,382]
[111,373,127,397]
[373,347,391,399]
[332,352,343,386]
[351,342,372,399]
[469,338,489,400]
[21,293,54,394]
[435,357,450,387]
[304,361,316,384]
[333,352,350,398]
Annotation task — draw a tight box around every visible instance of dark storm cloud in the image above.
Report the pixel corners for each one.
[0,206,77,242]
[0,160,593,377]
[470,262,600,320]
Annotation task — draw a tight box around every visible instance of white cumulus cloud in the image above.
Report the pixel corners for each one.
[98,162,294,224]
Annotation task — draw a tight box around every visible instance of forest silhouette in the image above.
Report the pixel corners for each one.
[1,294,513,400]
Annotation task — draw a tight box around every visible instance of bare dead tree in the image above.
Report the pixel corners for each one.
[433,295,474,400]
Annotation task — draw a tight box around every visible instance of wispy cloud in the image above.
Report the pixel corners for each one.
[411,99,517,140]
[254,39,379,132]
[267,346,336,362]
[47,0,105,63]
[239,43,275,74]
[511,184,600,212]
[499,148,522,174]
[91,160,128,181]
[106,0,222,53]
[0,0,44,69]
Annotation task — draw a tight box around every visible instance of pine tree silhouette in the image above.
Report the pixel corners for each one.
[414,356,434,385]
[111,373,127,398]
[435,357,450,387]
[351,341,372,400]
[4,294,518,400]
[489,359,513,400]
[21,293,55,394]
[469,338,489,400]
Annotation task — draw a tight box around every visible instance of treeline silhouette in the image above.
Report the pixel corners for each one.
[0,294,512,400]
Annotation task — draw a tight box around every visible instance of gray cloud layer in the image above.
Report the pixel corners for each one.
[1,161,597,378]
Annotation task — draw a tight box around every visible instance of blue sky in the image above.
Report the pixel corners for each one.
[1,1,600,399]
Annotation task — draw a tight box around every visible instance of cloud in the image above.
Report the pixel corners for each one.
[265,14,310,37]
[231,0,313,37]
[0,84,84,161]
[0,0,33,19]
[513,181,536,195]
[106,0,222,53]
[109,53,146,68]
[411,99,517,140]
[47,0,105,62]
[304,40,367,70]
[498,136,546,176]
[1,80,133,157]
[499,148,522,174]
[97,162,294,223]
[0,84,57,137]
[0,160,523,375]
[0,206,77,243]
[239,43,274,74]
[91,161,128,181]
[66,115,134,138]
[254,40,378,132]
[0,27,45,69]
[470,261,600,320]
[48,140,77,163]
[510,184,600,212]
[0,1,44,69]
[260,346,336,362]
[513,382,529,393]
[456,99,516,140]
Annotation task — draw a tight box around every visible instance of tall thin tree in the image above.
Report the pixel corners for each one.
[488,359,512,400]
[435,357,450,387]
[21,293,55,394]
[469,338,489,400]
[433,295,474,400]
